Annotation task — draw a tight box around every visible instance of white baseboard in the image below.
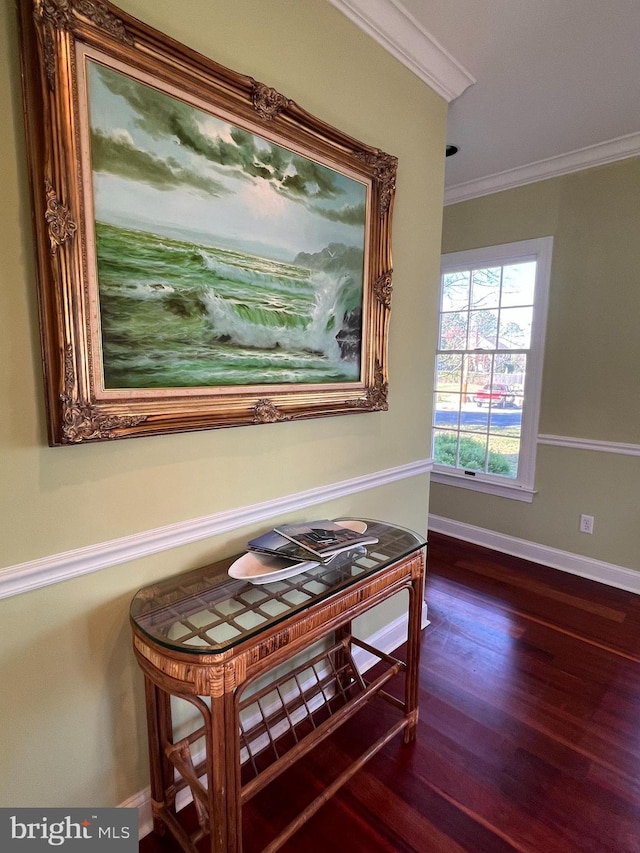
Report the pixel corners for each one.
[122,603,428,839]
[429,514,640,594]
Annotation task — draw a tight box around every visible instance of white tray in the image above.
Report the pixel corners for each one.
[227,551,320,585]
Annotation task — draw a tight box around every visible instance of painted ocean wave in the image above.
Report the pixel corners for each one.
[95,222,364,388]
[197,248,311,294]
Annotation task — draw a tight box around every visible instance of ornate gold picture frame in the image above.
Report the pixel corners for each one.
[18,0,396,444]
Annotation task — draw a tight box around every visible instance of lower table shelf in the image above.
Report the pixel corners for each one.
[241,640,412,853]
[238,635,404,793]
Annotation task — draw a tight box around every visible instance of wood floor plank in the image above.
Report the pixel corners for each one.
[139,532,640,852]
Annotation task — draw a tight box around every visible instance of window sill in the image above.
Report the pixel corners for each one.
[430,470,537,503]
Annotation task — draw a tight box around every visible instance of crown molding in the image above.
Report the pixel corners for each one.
[326,0,475,102]
[445,132,640,205]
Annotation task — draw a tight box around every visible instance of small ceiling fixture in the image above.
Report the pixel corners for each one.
[445,144,459,157]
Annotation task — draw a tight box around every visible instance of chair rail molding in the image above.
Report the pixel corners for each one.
[538,434,640,457]
[0,459,432,600]
[326,0,475,102]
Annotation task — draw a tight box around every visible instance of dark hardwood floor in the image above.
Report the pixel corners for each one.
[140,532,640,852]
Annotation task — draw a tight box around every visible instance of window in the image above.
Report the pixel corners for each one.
[432,237,553,502]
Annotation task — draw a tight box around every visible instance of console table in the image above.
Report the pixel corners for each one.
[130,519,426,852]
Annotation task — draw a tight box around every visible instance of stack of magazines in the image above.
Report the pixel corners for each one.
[247,519,378,565]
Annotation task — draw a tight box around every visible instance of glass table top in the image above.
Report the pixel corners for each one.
[130,519,425,655]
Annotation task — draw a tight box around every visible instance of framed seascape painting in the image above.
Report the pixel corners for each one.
[18,0,397,444]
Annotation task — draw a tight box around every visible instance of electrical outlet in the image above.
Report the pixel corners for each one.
[579,514,594,534]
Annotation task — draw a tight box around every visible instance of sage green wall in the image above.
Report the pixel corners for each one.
[433,158,640,571]
[0,0,446,809]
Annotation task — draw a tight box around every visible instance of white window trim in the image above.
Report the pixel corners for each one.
[430,469,537,502]
[433,236,553,499]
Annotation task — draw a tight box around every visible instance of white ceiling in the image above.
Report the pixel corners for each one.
[329,0,640,203]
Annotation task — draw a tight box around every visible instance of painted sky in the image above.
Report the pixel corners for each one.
[86,60,368,261]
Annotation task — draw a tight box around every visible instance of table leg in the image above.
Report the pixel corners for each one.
[206,691,231,852]
[403,559,424,744]
[224,689,242,853]
[143,676,175,833]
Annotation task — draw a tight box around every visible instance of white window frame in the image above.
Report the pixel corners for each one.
[431,236,553,502]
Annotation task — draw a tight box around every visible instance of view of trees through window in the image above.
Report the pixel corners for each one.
[433,260,536,479]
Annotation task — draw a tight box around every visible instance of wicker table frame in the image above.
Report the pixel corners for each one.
[131,543,424,853]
